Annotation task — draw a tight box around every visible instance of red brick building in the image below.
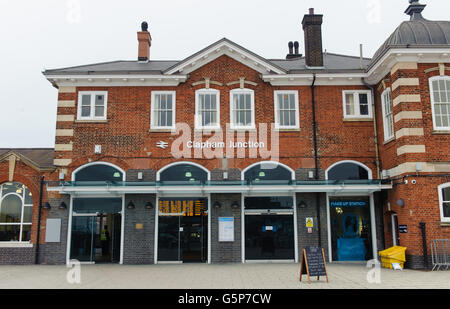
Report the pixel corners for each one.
[0,1,448,268]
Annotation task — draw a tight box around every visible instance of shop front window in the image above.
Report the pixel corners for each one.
[329,197,372,261]
[0,182,33,242]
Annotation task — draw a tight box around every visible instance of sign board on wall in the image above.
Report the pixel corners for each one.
[45,219,61,243]
[219,217,234,242]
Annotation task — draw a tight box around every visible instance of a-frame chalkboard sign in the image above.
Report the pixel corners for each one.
[299,246,329,283]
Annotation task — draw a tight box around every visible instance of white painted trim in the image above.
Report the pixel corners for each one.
[150,91,177,131]
[46,74,187,87]
[164,40,285,75]
[326,193,332,263]
[195,88,221,130]
[156,161,211,181]
[438,183,450,223]
[241,161,296,181]
[342,90,373,119]
[120,194,125,264]
[229,88,255,130]
[325,160,373,180]
[207,193,211,264]
[429,76,450,131]
[241,193,245,264]
[369,193,377,260]
[0,242,33,248]
[72,161,126,182]
[154,195,159,264]
[77,91,108,121]
[263,73,367,86]
[391,213,399,246]
[274,90,300,129]
[293,194,298,263]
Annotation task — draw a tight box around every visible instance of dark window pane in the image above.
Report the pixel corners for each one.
[245,196,293,209]
[75,165,123,182]
[94,106,105,117]
[244,163,292,182]
[21,225,31,241]
[73,198,122,214]
[0,195,22,223]
[328,163,369,180]
[81,106,91,117]
[160,164,208,182]
[443,202,450,218]
[1,183,24,195]
[23,206,32,223]
[0,225,21,241]
[24,188,33,204]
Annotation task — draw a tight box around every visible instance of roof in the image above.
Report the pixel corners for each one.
[369,10,450,69]
[0,148,55,170]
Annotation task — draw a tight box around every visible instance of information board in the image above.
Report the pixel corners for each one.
[219,217,234,242]
[299,246,329,283]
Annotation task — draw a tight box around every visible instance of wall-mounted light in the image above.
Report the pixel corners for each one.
[231,201,240,209]
[298,201,307,209]
[213,201,222,209]
[43,202,51,210]
[396,198,405,207]
[145,202,154,210]
[259,171,266,177]
[127,201,135,210]
[185,171,192,178]
[58,201,67,210]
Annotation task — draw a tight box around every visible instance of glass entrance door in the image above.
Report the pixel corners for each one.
[70,214,97,263]
[245,214,295,260]
[158,198,208,263]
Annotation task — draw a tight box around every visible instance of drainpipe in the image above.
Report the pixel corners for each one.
[362,78,380,178]
[35,176,44,264]
[310,74,321,247]
[419,222,428,269]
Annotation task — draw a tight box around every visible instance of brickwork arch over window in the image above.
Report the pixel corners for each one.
[438,183,450,223]
[157,162,210,182]
[72,162,125,182]
[429,76,450,131]
[0,182,33,242]
[326,160,372,180]
[242,161,295,182]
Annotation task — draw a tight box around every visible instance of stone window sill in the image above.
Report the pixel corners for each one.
[432,130,450,135]
[440,222,450,227]
[0,242,33,248]
[75,120,108,124]
[383,137,395,146]
[343,118,373,122]
[149,128,176,133]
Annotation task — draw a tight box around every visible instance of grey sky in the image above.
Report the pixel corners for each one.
[0,0,448,148]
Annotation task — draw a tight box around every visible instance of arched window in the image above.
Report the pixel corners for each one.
[158,163,209,182]
[429,76,450,131]
[73,163,124,182]
[0,182,33,242]
[327,161,371,181]
[438,183,450,222]
[243,161,294,182]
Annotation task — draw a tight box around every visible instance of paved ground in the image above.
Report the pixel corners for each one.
[0,263,449,289]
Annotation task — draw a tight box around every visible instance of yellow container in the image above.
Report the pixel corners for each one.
[379,246,407,269]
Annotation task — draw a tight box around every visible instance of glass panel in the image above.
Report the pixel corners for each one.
[443,187,450,201]
[159,164,208,182]
[289,94,295,109]
[23,206,32,223]
[245,196,293,210]
[434,91,441,103]
[166,95,173,109]
[245,215,295,260]
[82,95,91,106]
[94,106,105,117]
[81,106,91,117]
[75,164,123,182]
[328,163,369,180]
[330,197,372,261]
[95,95,104,106]
[24,188,33,205]
[345,93,355,116]
[166,111,173,126]
[158,216,181,262]
[244,163,292,182]
[160,95,167,109]
[0,225,21,241]
[359,93,369,115]
[443,202,450,218]
[73,198,122,214]
[70,216,96,262]
[21,225,31,242]
[1,183,23,196]
[0,194,22,223]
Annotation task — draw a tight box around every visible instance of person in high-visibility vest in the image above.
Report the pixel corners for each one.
[101,225,110,256]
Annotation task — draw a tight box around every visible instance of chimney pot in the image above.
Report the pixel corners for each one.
[137,21,152,62]
[288,41,294,54]
[309,8,314,15]
[294,41,299,54]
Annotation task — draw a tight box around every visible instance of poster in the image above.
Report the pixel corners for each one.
[219,217,234,242]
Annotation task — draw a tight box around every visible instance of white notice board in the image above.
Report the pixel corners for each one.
[219,217,234,242]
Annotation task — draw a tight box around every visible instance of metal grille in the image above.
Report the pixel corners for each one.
[431,239,450,271]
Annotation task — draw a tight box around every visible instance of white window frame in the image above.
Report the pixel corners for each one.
[229,88,255,130]
[274,90,300,129]
[77,91,108,120]
[0,183,33,243]
[438,183,450,223]
[381,88,395,141]
[150,91,176,130]
[342,90,373,119]
[429,76,450,131]
[195,89,221,130]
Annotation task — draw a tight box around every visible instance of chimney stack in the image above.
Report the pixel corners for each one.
[138,21,152,62]
[302,8,324,68]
